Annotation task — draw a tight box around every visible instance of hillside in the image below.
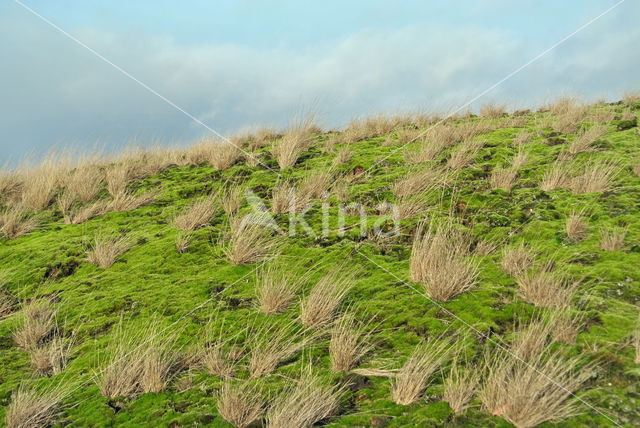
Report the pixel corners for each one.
[1,97,640,427]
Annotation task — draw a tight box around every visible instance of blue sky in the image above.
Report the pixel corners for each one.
[1,0,639,161]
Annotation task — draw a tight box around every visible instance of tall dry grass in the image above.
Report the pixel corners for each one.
[393,167,449,197]
[173,196,217,231]
[540,162,570,191]
[599,227,627,251]
[480,103,506,119]
[298,169,333,200]
[480,347,595,428]
[300,269,355,328]
[248,323,308,378]
[410,221,477,302]
[443,361,478,415]
[272,115,317,169]
[570,161,618,193]
[87,234,132,269]
[105,163,134,197]
[216,381,265,428]
[224,214,278,265]
[64,166,103,202]
[5,384,67,428]
[265,368,343,428]
[489,167,518,191]
[516,271,577,309]
[447,140,480,170]
[13,300,56,351]
[568,125,607,156]
[404,138,444,164]
[329,313,373,372]
[500,243,534,277]
[256,262,306,314]
[0,207,38,240]
[392,339,453,405]
[565,211,588,242]
[221,186,244,215]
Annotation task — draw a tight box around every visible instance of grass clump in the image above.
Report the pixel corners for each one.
[172,195,216,231]
[87,234,132,269]
[0,207,38,240]
[500,243,534,277]
[565,211,588,242]
[410,221,477,302]
[443,361,478,415]
[13,300,56,351]
[392,338,453,405]
[599,227,627,251]
[224,214,278,265]
[217,380,265,428]
[329,313,373,372]
[248,323,308,378]
[5,384,67,428]
[300,269,354,328]
[516,271,577,309]
[256,262,306,314]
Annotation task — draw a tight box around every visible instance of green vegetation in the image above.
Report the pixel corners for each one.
[1,97,640,427]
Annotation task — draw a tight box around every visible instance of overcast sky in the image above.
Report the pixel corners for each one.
[1,0,639,162]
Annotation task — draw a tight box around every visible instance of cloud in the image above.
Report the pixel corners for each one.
[1,7,639,161]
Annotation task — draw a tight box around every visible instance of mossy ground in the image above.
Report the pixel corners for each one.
[1,102,640,427]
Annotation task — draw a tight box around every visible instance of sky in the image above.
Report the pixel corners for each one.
[1,0,639,162]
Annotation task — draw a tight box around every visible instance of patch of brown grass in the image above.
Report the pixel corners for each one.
[299,169,333,200]
[87,234,132,269]
[173,196,216,231]
[333,147,353,165]
[65,200,110,225]
[272,116,316,168]
[634,315,640,364]
[480,103,506,119]
[211,142,242,170]
[221,186,244,215]
[489,167,518,191]
[13,300,56,351]
[500,243,534,277]
[217,380,265,428]
[511,316,552,361]
[265,368,343,428]
[395,196,427,220]
[633,162,640,177]
[0,207,38,240]
[20,159,64,211]
[551,308,583,344]
[248,323,308,378]
[410,221,477,302]
[513,131,532,145]
[404,138,444,164]
[570,160,618,194]
[480,347,595,428]
[447,140,480,170]
[392,338,453,405]
[256,262,305,314]
[392,167,449,197]
[443,360,478,415]
[329,313,373,372]
[599,227,626,251]
[30,334,73,376]
[108,191,155,212]
[65,166,103,202]
[5,384,66,428]
[105,163,134,197]
[300,269,354,328]
[540,162,570,191]
[516,271,577,309]
[622,91,640,105]
[568,125,607,156]
[566,211,588,242]
[224,214,278,265]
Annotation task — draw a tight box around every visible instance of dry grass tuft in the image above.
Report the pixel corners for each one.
[265,368,343,428]
[511,317,552,361]
[210,141,242,170]
[447,140,480,170]
[551,308,583,344]
[516,271,577,309]
[64,200,110,225]
[97,320,179,398]
[173,196,216,231]
[333,147,353,165]
[248,323,308,378]
[300,269,355,328]
[410,221,477,302]
[105,163,134,197]
[480,347,594,428]
[175,232,191,253]
[622,91,640,105]
[404,138,444,164]
[272,116,316,169]
[217,381,265,428]
[480,103,506,119]
[0,207,38,240]
[599,227,626,251]
[541,162,570,191]
[392,339,453,405]
[65,167,103,202]
[489,167,518,191]
[87,234,132,269]
[443,361,478,415]
[395,196,427,220]
[299,169,333,200]
[570,161,618,194]
[224,214,278,265]
[108,191,155,212]
[5,384,66,428]
[221,186,244,215]
[565,211,588,242]
[500,243,534,277]
[256,262,305,314]
[634,315,640,364]
[393,167,449,197]
[568,125,607,156]
[329,313,373,372]
[13,300,56,350]
[20,158,64,211]
[513,131,531,146]
[271,182,298,214]
[30,334,73,376]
